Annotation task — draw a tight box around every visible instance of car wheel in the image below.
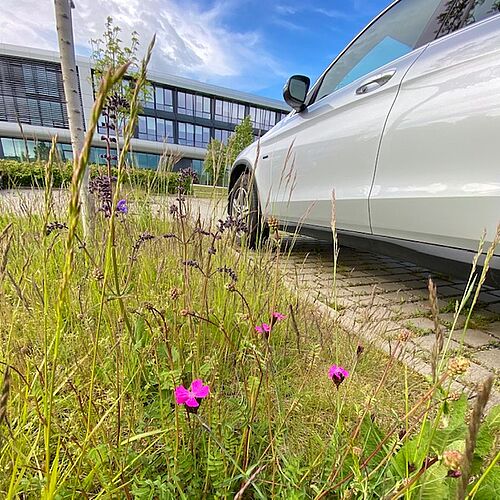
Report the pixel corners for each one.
[228,171,268,248]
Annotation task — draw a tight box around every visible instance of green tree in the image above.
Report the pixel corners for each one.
[203,116,254,186]
[34,141,50,162]
[90,17,146,160]
[203,138,228,185]
[227,115,254,166]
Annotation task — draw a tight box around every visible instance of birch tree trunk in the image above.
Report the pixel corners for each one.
[54,0,94,238]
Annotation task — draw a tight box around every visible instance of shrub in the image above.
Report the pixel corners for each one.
[0,159,190,194]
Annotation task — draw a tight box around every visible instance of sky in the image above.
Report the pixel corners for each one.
[1,0,393,100]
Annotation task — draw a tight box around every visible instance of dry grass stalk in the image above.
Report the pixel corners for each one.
[428,278,443,383]
[0,367,10,426]
[458,375,494,500]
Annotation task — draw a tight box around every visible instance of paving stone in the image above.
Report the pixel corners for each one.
[477,293,500,304]
[463,362,495,387]
[412,334,460,353]
[486,303,500,314]
[406,317,436,333]
[438,313,466,329]
[433,286,464,298]
[485,322,500,340]
[451,329,496,348]
[473,349,500,371]
[391,301,430,317]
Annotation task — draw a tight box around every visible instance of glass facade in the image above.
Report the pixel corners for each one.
[0,54,289,184]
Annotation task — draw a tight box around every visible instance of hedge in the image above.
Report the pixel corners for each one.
[0,160,189,194]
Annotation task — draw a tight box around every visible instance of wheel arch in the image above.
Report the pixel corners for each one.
[228,160,253,194]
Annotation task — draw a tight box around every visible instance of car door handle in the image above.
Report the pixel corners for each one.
[355,70,396,95]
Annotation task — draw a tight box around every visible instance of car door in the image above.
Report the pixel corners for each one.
[263,0,446,233]
[370,1,500,253]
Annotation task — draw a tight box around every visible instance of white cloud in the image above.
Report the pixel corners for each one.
[1,0,288,93]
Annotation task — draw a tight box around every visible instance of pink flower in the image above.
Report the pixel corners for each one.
[272,312,286,321]
[255,323,271,334]
[175,379,210,408]
[328,365,349,388]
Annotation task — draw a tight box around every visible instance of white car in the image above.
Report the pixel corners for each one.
[228,0,500,274]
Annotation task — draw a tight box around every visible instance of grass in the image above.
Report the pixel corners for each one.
[0,46,499,499]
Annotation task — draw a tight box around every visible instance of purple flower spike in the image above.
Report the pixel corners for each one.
[116,199,128,214]
[328,364,349,388]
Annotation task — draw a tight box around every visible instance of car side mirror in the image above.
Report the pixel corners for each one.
[283,75,310,112]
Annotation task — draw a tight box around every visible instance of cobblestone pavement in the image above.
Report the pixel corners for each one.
[279,235,500,406]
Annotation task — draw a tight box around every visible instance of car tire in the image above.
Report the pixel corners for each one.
[228,171,268,248]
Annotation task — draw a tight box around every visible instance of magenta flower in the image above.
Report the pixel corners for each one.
[255,323,271,335]
[116,199,128,214]
[175,379,210,408]
[328,365,349,388]
[272,312,286,321]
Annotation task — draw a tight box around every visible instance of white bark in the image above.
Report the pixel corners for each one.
[54,0,94,238]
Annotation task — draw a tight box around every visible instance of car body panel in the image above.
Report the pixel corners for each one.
[370,14,500,255]
[258,49,426,233]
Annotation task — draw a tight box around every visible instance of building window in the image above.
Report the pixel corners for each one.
[195,95,211,119]
[138,116,173,142]
[0,55,70,129]
[178,91,195,116]
[142,84,173,112]
[249,107,276,130]
[178,122,210,148]
[155,86,173,112]
[215,99,245,124]
[142,84,155,109]
[214,128,231,145]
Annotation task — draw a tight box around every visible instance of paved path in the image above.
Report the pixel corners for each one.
[279,235,500,406]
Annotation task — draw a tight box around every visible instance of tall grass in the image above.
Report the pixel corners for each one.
[0,47,498,499]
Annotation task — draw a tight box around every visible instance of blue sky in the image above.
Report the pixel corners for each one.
[217,0,393,99]
[3,0,394,101]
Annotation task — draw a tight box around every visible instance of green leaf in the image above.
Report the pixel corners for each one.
[416,462,454,500]
[471,465,500,500]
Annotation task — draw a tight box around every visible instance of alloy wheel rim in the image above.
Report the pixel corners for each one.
[232,186,250,219]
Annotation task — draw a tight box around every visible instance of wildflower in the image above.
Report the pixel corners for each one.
[267,216,279,232]
[217,266,238,282]
[443,450,463,471]
[92,268,104,281]
[328,364,349,388]
[175,379,210,409]
[208,246,216,255]
[255,323,271,335]
[45,221,68,236]
[448,356,470,376]
[131,232,155,261]
[116,199,128,214]
[170,287,181,300]
[272,312,286,321]
[225,282,236,292]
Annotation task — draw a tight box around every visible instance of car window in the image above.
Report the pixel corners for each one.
[438,0,500,37]
[313,0,443,102]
